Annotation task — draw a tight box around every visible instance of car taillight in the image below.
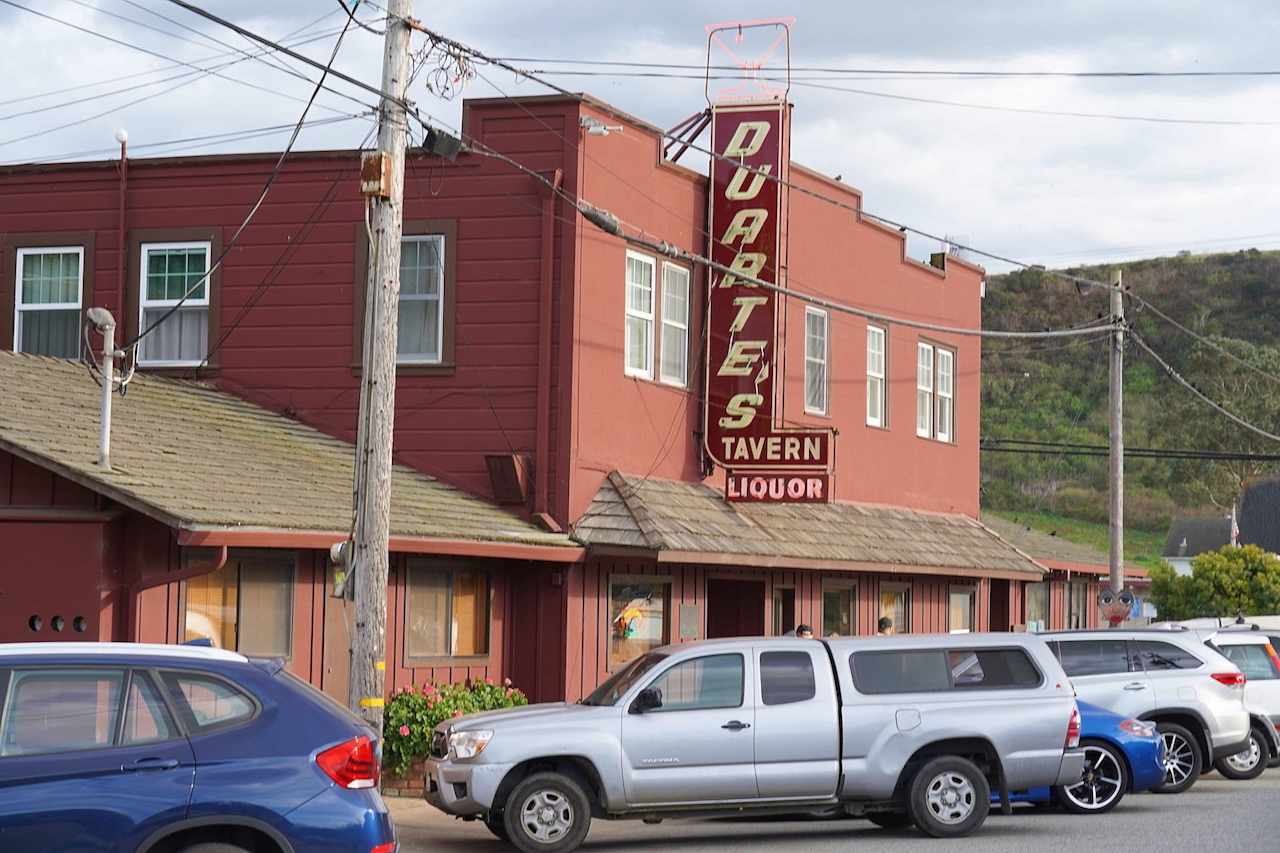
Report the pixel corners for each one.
[369,844,396,853]
[1210,672,1246,688]
[1065,704,1081,749]
[1118,718,1156,737]
[316,735,380,789]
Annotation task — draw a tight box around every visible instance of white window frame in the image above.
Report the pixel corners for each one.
[15,246,83,359]
[804,306,828,415]
[916,342,934,437]
[397,234,445,364]
[624,250,655,379]
[949,584,976,633]
[866,324,886,427]
[659,262,690,387]
[138,241,210,367]
[936,348,955,442]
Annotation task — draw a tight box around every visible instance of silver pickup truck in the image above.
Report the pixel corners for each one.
[422,633,1086,852]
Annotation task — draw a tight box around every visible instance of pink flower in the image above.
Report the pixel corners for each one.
[505,688,513,698]
[485,677,493,685]
[398,725,410,737]
[453,710,463,717]
[423,684,436,696]
[503,677,512,686]
[427,700,435,709]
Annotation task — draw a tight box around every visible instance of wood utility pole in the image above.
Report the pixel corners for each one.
[349,0,412,734]
[1108,269,1125,593]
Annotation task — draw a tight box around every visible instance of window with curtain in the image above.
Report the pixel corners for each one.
[1025,582,1049,632]
[822,582,855,637]
[660,263,689,386]
[138,242,209,365]
[16,247,82,359]
[1066,581,1090,629]
[183,557,293,657]
[880,584,910,634]
[398,234,444,362]
[866,324,886,427]
[804,307,828,414]
[624,251,655,378]
[406,562,490,658]
[949,586,975,633]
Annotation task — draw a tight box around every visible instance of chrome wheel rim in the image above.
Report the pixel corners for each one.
[1063,744,1123,810]
[1161,730,1195,787]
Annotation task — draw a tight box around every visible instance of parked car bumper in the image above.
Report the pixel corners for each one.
[1055,748,1088,786]
[423,756,511,816]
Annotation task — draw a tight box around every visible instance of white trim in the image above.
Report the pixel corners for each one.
[15,246,83,358]
[866,324,886,427]
[804,306,828,415]
[397,234,445,364]
[624,250,655,379]
[138,241,210,366]
[937,348,955,443]
[916,342,934,437]
[659,262,690,387]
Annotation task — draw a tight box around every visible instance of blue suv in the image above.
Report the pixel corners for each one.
[0,642,397,853]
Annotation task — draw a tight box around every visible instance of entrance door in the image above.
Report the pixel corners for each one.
[705,579,765,638]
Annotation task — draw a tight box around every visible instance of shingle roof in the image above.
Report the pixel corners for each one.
[1240,477,1280,553]
[574,472,1047,577]
[1162,516,1233,558]
[981,512,1143,575]
[0,351,574,548]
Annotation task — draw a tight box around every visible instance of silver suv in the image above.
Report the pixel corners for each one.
[1197,629,1280,779]
[1041,629,1251,793]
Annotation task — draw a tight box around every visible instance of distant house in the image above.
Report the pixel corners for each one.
[1161,516,1234,575]
[1239,477,1280,554]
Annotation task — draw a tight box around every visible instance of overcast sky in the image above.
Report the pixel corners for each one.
[3,0,1279,273]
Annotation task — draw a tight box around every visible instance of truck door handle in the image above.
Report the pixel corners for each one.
[1122,682,1147,691]
[122,758,181,772]
[721,720,751,730]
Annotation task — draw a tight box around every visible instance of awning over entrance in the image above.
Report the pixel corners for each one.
[575,472,1047,580]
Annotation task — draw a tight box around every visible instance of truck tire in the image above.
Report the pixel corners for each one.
[906,756,990,838]
[503,771,592,853]
[484,811,510,840]
[1213,725,1269,781]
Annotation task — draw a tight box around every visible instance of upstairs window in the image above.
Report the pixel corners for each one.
[624,252,691,388]
[917,341,956,441]
[867,325,886,427]
[660,263,689,386]
[624,251,655,378]
[138,242,209,366]
[398,234,444,363]
[804,307,828,415]
[16,247,82,359]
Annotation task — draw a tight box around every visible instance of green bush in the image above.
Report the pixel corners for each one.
[382,677,528,777]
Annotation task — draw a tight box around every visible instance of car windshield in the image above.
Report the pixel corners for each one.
[579,651,668,706]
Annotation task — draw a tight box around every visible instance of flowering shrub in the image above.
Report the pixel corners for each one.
[382,677,528,777]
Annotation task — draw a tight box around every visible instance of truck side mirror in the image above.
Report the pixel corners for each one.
[630,687,663,714]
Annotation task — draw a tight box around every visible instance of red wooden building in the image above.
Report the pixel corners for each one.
[0,92,1115,703]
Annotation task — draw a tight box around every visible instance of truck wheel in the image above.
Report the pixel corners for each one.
[503,771,592,853]
[484,811,510,840]
[906,756,990,838]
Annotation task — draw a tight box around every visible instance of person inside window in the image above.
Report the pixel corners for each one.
[877,617,895,636]
[784,624,814,638]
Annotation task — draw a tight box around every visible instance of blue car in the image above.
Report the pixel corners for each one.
[0,642,397,853]
[1001,701,1166,814]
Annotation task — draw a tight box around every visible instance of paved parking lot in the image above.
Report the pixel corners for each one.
[389,770,1280,853]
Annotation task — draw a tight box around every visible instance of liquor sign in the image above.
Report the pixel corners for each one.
[704,102,832,501]
[726,473,830,503]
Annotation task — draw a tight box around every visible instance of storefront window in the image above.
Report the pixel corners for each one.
[949,586,975,633]
[822,583,855,637]
[1067,581,1089,629]
[609,578,670,667]
[406,562,489,658]
[880,583,910,635]
[1026,582,1049,632]
[184,556,293,657]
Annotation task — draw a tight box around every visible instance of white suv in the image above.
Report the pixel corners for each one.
[1198,629,1280,779]
[1041,629,1251,793]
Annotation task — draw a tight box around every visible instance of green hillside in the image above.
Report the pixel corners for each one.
[980,248,1280,539]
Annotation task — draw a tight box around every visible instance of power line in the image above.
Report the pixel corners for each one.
[981,437,1280,461]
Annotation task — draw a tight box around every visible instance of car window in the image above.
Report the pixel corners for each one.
[852,650,950,693]
[948,649,1042,688]
[646,654,743,711]
[1053,639,1134,676]
[0,668,175,756]
[1135,640,1202,670]
[161,670,257,732]
[1218,644,1280,679]
[760,651,816,705]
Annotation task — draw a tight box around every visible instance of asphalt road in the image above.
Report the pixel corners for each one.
[389,770,1280,853]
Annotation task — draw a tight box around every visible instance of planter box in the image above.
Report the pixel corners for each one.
[381,756,427,798]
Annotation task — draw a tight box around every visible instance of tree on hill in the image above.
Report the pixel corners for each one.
[1148,545,1280,621]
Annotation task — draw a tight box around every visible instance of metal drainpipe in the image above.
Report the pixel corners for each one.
[115,130,127,329]
[128,545,229,642]
[535,169,564,517]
